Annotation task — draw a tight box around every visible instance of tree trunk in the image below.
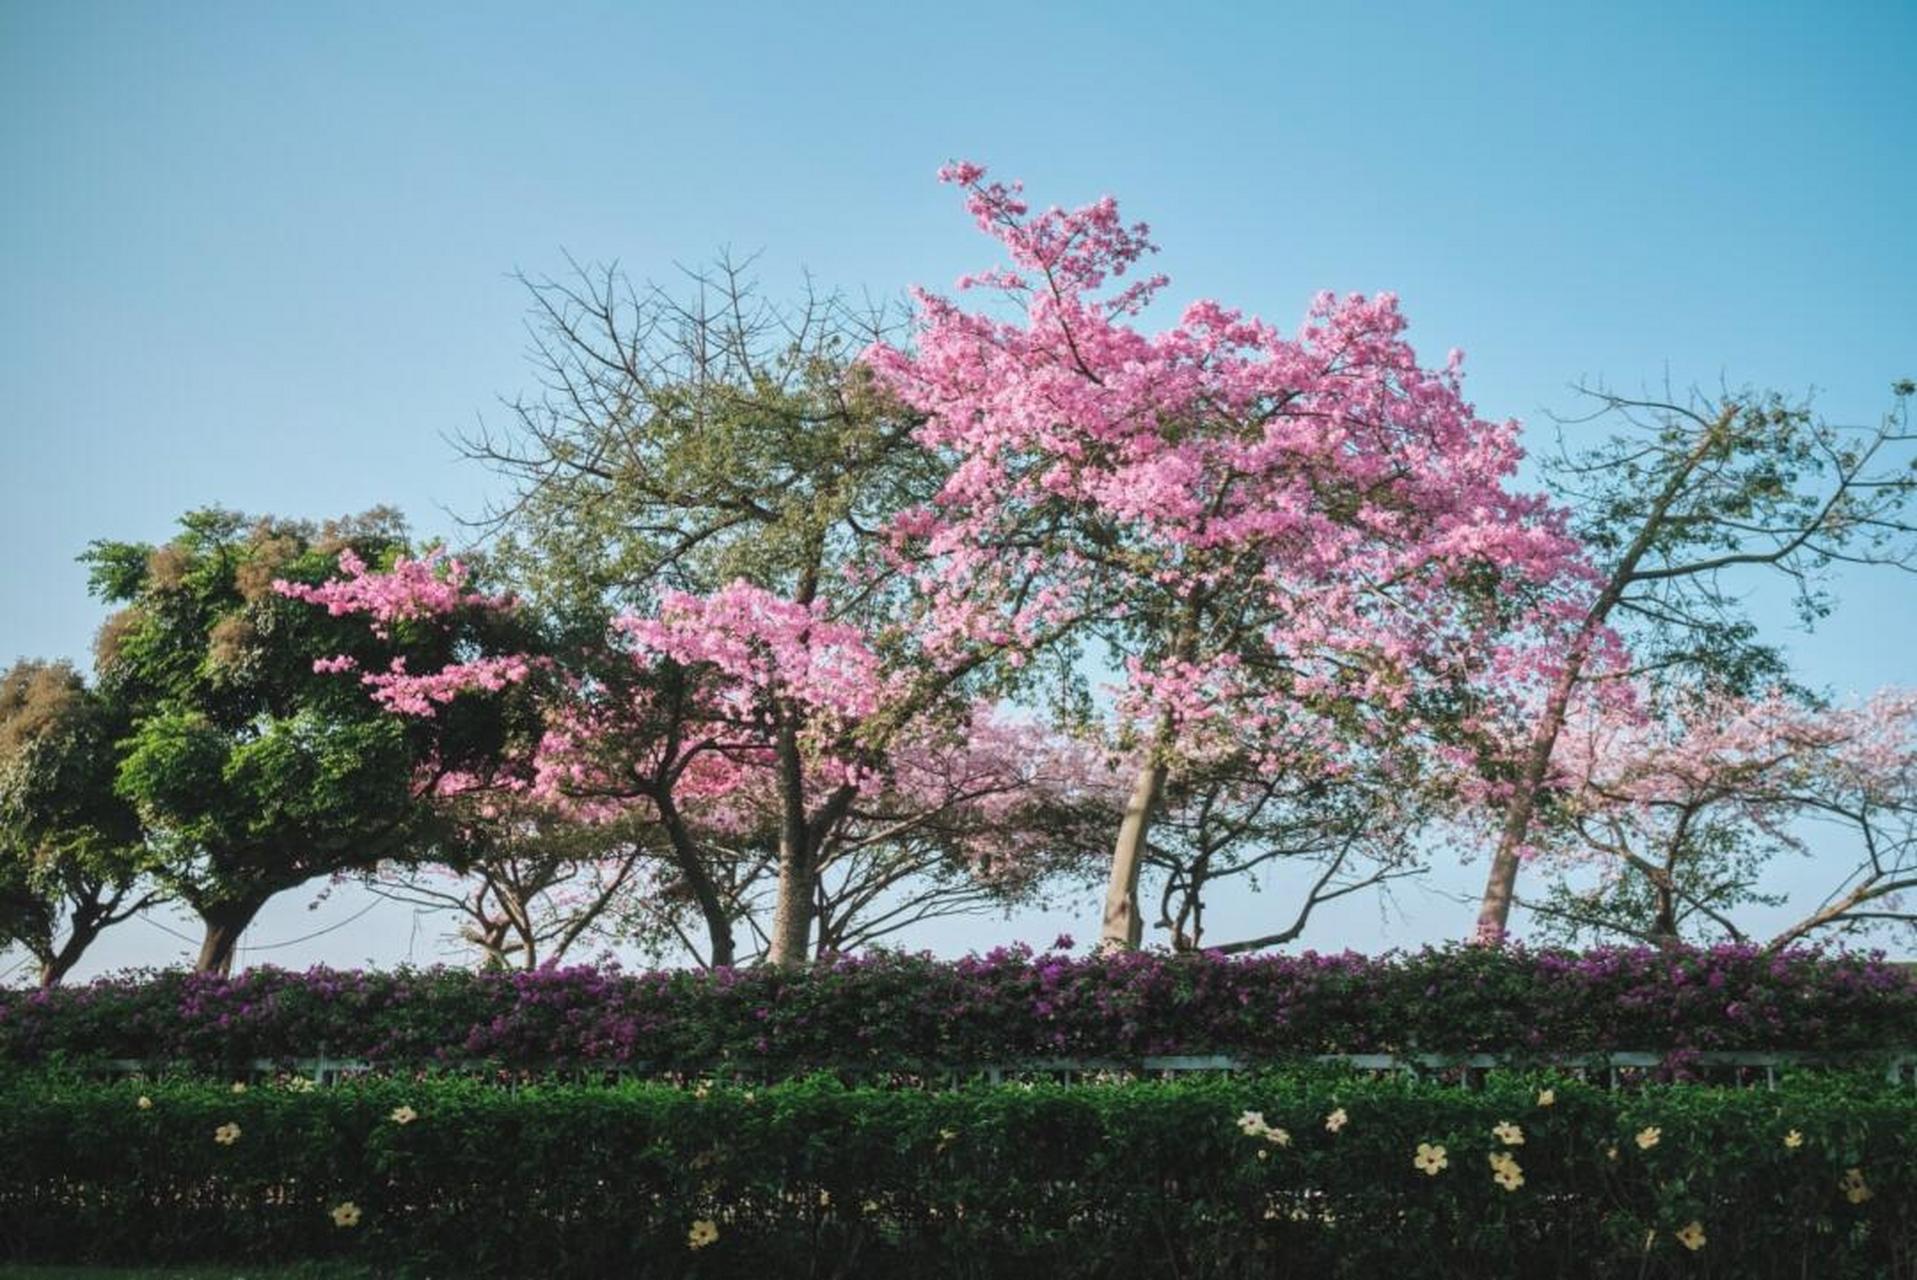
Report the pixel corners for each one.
[1473,408,1732,944]
[194,896,267,975]
[1100,754,1168,951]
[652,795,736,969]
[37,920,100,988]
[767,722,815,967]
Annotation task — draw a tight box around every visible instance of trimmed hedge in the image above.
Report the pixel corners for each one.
[2,944,1911,1073]
[0,1071,1911,1278]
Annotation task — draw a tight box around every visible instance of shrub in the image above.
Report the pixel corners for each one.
[1,944,1910,1074]
[0,1071,1910,1278]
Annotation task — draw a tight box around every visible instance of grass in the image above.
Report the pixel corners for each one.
[0,1268,370,1280]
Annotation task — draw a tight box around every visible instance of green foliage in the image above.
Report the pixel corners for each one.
[472,260,934,619]
[0,1071,1909,1278]
[0,662,149,984]
[76,508,538,966]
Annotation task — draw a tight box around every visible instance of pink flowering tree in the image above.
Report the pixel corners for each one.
[1471,382,1916,942]
[695,707,1122,958]
[450,252,1100,965]
[866,163,1596,950]
[528,582,1115,964]
[289,546,1114,966]
[1518,688,1917,949]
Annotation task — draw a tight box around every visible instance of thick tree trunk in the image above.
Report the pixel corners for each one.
[37,921,100,988]
[194,896,267,975]
[768,845,815,967]
[1100,754,1168,951]
[767,723,815,967]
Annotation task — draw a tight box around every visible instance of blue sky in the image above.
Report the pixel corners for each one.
[2,2,1912,974]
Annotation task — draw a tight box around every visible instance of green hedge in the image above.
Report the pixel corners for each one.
[1,1071,1911,1278]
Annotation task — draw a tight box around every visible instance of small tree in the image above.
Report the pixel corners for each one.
[0,660,157,986]
[368,799,657,970]
[458,259,1057,964]
[90,508,536,972]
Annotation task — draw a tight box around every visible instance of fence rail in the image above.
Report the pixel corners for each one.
[69,1049,1917,1089]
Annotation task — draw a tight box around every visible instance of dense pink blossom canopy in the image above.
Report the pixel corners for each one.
[865,162,1597,776]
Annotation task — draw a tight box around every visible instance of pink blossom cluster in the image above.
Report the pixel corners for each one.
[1550,687,1917,844]
[274,548,512,638]
[281,550,537,720]
[615,581,898,732]
[864,162,1599,781]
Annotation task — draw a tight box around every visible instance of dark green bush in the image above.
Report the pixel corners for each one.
[0,1071,1910,1278]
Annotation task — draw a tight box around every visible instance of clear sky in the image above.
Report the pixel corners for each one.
[2,1,1912,976]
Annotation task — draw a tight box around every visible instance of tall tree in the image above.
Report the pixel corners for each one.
[1471,382,1917,941]
[0,660,156,986]
[457,259,1063,964]
[866,162,1593,950]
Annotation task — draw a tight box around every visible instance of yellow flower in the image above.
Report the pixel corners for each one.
[1675,1220,1706,1251]
[1488,1153,1525,1191]
[1413,1142,1449,1176]
[1264,1126,1292,1147]
[687,1218,720,1250]
[693,1081,711,1099]
[330,1202,362,1228]
[1606,1145,1619,1161]
[1492,1120,1525,1146]
[1324,1108,1348,1133]
[1236,1109,1269,1137]
[213,1121,242,1146]
[136,1096,153,1111]
[1783,1129,1804,1150]
[1840,1169,1873,1204]
[1635,1126,1661,1150]
[1536,1088,1556,1107]
[389,1105,418,1125]
[230,1082,248,1094]
[287,1076,316,1093]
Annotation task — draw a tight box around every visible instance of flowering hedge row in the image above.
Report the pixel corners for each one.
[0,1071,1909,1278]
[1,945,1911,1072]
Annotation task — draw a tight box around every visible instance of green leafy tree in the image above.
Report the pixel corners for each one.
[0,660,156,986]
[87,507,535,973]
